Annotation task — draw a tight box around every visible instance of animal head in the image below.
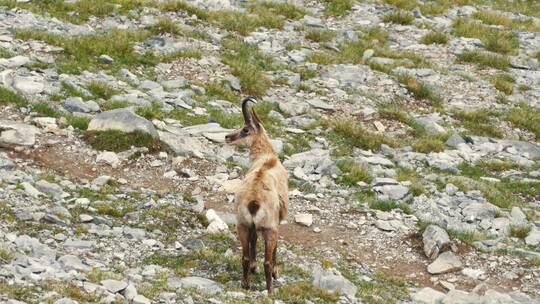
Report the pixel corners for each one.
[225,97,265,146]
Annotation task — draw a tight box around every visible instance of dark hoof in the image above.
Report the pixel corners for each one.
[250,266,258,274]
[241,281,250,290]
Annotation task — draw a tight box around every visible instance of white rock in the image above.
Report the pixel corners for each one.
[427,252,463,274]
[133,294,151,304]
[206,209,228,233]
[294,213,313,227]
[411,287,445,304]
[101,279,128,293]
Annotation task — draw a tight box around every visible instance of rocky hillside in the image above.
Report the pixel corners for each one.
[0,0,539,303]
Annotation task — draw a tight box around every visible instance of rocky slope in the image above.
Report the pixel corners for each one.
[0,0,539,303]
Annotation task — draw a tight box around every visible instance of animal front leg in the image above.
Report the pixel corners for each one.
[272,245,278,279]
[262,228,277,295]
[237,224,251,289]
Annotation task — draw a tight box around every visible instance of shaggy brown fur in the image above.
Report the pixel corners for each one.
[225,97,288,294]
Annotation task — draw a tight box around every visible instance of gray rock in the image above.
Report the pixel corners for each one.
[99,54,114,64]
[423,225,451,260]
[307,98,334,111]
[138,80,161,90]
[373,184,409,200]
[446,134,465,148]
[12,76,45,95]
[161,79,186,90]
[0,155,15,170]
[35,180,67,199]
[362,49,374,61]
[441,289,482,304]
[21,182,43,198]
[87,109,159,138]
[525,229,540,246]
[63,97,100,113]
[510,207,527,224]
[53,299,78,304]
[0,55,30,68]
[168,276,223,294]
[133,295,151,304]
[122,283,138,300]
[226,75,241,91]
[158,131,204,157]
[58,254,90,272]
[101,279,128,293]
[0,120,40,146]
[411,287,445,304]
[427,252,463,274]
[312,266,357,298]
[64,239,95,249]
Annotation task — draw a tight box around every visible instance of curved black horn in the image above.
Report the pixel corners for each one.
[241,96,257,123]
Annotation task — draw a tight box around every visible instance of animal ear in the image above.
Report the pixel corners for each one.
[251,108,262,129]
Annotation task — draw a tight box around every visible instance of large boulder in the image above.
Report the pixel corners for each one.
[312,266,357,298]
[87,109,158,138]
[0,120,40,146]
[427,252,463,274]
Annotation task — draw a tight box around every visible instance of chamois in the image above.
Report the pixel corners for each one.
[225,97,288,294]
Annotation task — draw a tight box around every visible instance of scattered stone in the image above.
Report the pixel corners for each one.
[101,279,128,293]
[427,252,463,274]
[295,213,313,227]
[312,266,357,299]
[88,109,159,138]
[411,287,445,304]
[423,225,451,260]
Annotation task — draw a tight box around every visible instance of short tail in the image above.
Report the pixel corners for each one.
[247,201,260,215]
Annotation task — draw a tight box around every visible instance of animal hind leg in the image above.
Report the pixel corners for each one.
[248,225,257,273]
[262,228,277,294]
[272,244,278,279]
[237,224,251,289]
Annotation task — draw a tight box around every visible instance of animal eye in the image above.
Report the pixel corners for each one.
[242,127,249,133]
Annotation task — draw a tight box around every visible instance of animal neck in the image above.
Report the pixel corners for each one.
[249,132,275,164]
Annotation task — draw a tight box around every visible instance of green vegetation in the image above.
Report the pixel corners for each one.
[420,30,448,44]
[14,29,157,74]
[141,204,208,243]
[32,102,59,117]
[221,37,273,96]
[305,29,336,43]
[396,74,442,108]
[323,0,353,16]
[0,283,39,302]
[61,81,93,100]
[0,47,14,58]
[84,130,161,152]
[344,269,409,304]
[412,135,447,153]
[453,109,503,138]
[509,224,532,239]
[0,248,13,264]
[396,167,426,196]
[474,10,540,32]
[449,163,540,209]
[448,228,489,246]
[337,160,372,186]
[382,10,414,25]
[476,159,520,172]
[452,18,519,54]
[249,1,307,20]
[326,118,398,152]
[0,87,28,107]
[457,50,510,70]
[277,282,339,302]
[370,199,412,214]
[490,73,515,95]
[504,102,540,139]
[86,81,121,100]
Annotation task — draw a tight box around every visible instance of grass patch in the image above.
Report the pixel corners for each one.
[84,130,160,152]
[15,29,158,74]
[0,87,28,107]
[504,102,540,139]
[323,0,353,16]
[448,229,488,246]
[305,29,336,43]
[136,103,164,120]
[412,135,447,153]
[277,282,339,302]
[100,100,131,111]
[337,160,372,186]
[221,37,273,97]
[0,283,39,302]
[249,1,307,20]
[382,10,414,25]
[86,81,120,100]
[0,47,14,58]
[452,18,519,54]
[457,50,510,70]
[509,224,532,239]
[370,200,412,214]
[474,10,540,32]
[490,73,515,95]
[476,159,520,172]
[140,205,208,243]
[420,30,448,44]
[453,109,503,138]
[396,167,425,196]
[0,249,13,264]
[326,118,398,152]
[397,74,442,108]
[32,102,59,117]
[346,269,409,304]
